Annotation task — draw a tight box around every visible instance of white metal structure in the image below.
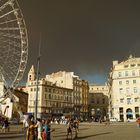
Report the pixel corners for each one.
[0,0,28,90]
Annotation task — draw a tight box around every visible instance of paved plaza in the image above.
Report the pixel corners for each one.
[1,122,140,140]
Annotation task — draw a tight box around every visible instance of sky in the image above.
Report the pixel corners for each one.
[18,0,140,84]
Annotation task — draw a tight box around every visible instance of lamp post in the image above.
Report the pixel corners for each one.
[34,35,41,124]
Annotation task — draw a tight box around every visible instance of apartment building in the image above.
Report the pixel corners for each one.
[108,55,140,121]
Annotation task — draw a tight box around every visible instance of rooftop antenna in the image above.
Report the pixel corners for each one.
[34,33,41,124]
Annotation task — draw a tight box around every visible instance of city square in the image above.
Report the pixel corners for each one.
[1,0,140,140]
[1,122,140,140]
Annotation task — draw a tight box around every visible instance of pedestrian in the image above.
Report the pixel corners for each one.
[1,117,5,132]
[23,116,30,140]
[26,121,36,140]
[1,118,10,133]
[4,118,10,132]
[42,128,46,140]
[73,119,79,138]
[35,118,42,140]
[136,118,140,127]
[43,119,55,140]
[66,121,73,140]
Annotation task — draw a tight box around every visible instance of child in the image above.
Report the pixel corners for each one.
[42,129,46,140]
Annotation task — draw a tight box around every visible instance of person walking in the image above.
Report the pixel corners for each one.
[43,119,55,140]
[23,116,30,140]
[26,121,36,140]
[66,121,73,140]
[73,119,79,138]
[36,118,42,140]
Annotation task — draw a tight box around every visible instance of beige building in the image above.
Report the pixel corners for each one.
[109,55,140,121]
[89,84,109,121]
[46,71,89,119]
[27,67,73,118]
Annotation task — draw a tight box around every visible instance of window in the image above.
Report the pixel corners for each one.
[118,72,122,77]
[131,64,136,67]
[97,99,100,104]
[135,98,139,102]
[30,88,33,92]
[49,94,51,99]
[119,81,122,85]
[119,107,123,113]
[126,80,129,85]
[126,87,130,94]
[119,88,123,94]
[132,70,135,76]
[127,98,131,104]
[29,75,31,80]
[125,71,128,76]
[45,94,47,99]
[135,107,139,113]
[133,80,136,84]
[134,87,137,93]
[124,65,128,68]
[120,99,124,103]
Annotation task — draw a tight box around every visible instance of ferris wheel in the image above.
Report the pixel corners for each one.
[0,0,28,91]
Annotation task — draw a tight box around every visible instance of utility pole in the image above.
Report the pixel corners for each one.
[34,35,41,124]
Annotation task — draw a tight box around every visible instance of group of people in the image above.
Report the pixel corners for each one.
[23,116,55,140]
[23,116,80,140]
[0,117,9,132]
[66,119,79,140]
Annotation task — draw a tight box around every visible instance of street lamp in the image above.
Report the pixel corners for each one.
[34,35,41,123]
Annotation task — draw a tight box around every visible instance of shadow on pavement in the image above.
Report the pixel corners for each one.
[59,131,113,140]
[74,132,113,139]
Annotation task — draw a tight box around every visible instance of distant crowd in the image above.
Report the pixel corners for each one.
[23,116,80,140]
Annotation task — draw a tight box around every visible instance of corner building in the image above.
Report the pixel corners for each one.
[46,71,89,119]
[27,66,73,118]
[109,55,140,121]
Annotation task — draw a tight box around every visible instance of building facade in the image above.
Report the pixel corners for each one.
[46,71,89,119]
[89,84,109,121]
[109,55,140,121]
[27,67,73,118]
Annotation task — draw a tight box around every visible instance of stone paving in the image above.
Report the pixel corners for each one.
[1,122,140,140]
